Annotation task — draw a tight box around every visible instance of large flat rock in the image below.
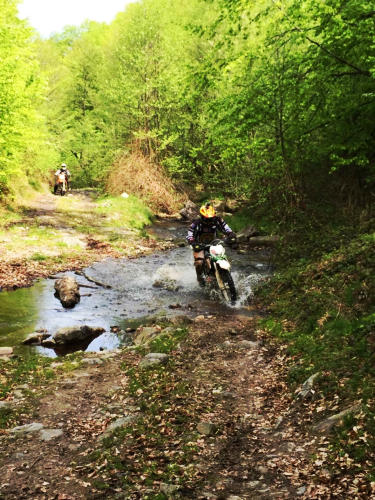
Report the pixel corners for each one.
[53,325,105,345]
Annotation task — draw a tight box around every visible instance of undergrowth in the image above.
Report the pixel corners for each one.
[257,228,375,480]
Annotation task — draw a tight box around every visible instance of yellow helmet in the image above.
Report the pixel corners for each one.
[200,203,216,218]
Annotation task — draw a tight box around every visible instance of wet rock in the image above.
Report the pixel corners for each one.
[22,332,51,345]
[41,339,56,348]
[0,347,13,357]
[194,315,205,322]
[39,429,63,441]
[221,391,235,400]
[169,303,182,309]
[53,325,105,345]
[133,326,161,345]
[11,422,44,434]
[54,276,80,308]
[313,404,361,434]
[139,353,169,369]
[179,200,198,220]
[153,278,180,292]
[197,422,216,436]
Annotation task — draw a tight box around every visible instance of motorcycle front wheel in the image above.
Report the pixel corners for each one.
[218,268,237,304]
[55,185,65,196]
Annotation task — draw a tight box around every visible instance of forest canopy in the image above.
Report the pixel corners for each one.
[1,0,374,218]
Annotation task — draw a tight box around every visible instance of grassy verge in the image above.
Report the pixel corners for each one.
[94,194,153,230]
[0,352,84,429]
[85,325,203,498]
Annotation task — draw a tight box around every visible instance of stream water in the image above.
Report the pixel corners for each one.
[0,222,272,357]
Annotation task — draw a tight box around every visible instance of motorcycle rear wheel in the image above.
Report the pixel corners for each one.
[218,268,237,304]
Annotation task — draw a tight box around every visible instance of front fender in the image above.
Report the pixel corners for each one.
[216,259,231,270]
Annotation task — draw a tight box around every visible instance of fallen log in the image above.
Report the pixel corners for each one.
[54,276,80,308]
[247,235,280,247]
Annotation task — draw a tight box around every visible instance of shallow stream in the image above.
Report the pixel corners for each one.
[0,222,272,356]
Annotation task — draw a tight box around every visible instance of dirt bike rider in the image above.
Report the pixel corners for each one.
[187,202,237,286]
[54,163,71,194]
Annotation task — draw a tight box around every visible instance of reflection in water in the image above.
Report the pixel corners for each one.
[52,333,104,356]
[0,223,272,357]
[0,284,40,347]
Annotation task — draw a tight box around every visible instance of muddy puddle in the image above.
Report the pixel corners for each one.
[0,222,272,357]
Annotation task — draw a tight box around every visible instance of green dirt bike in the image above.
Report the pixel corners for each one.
[199,239,237,304]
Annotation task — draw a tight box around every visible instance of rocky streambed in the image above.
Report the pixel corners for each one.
[0,222,272,357]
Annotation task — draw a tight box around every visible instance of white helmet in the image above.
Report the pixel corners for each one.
[61,163,67,168]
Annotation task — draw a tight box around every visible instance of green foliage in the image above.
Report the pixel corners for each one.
[1,0,374,217]
[148,327,188,354]
[0,0,56,197]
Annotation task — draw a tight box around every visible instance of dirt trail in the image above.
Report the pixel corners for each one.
[0,190,165,290]
[0,311,334,500]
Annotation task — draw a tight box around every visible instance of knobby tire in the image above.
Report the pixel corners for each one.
[218,268,237,304]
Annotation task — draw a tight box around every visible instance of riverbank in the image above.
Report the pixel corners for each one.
[0,190,172,290]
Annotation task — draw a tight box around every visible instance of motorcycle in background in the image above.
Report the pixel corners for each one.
[55,172,67,196]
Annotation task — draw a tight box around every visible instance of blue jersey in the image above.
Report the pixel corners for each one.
[187,217,233,245]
